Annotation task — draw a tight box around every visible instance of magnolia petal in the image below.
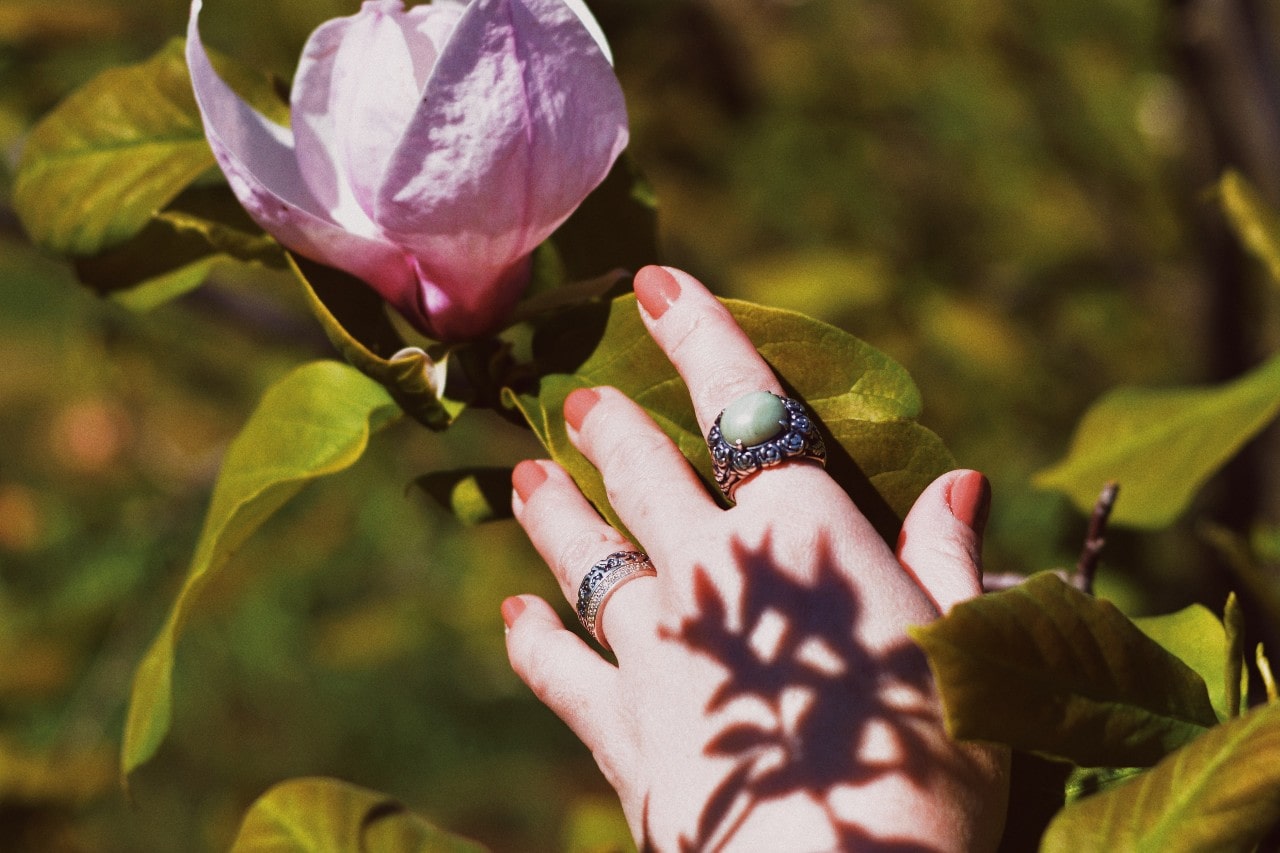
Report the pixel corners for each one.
[561,0,613,65]
[187,0,417,312]
[290,13,377,233]
[375,0,628,306]
[327,1,425,218]
[411,253,531,340]
[402,0,466,90]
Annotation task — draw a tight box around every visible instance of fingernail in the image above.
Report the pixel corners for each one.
[501,596,527,630]
[947,471,991,537]
[564,387,601,431]
[635,265,681,320]
[512,460,547,503]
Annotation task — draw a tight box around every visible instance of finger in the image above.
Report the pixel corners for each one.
[513,458,660,653]
[633,265,835,504]
[562,386,719,555]
[503,595,633,784]
[634,265,782,436]
[895,469,989,614]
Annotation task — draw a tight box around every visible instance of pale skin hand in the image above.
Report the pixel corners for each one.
[503,266,1009,852]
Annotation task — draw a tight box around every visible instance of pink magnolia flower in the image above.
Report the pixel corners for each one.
[186,0,628,340]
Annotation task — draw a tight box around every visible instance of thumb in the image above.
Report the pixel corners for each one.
[896,469,990,614]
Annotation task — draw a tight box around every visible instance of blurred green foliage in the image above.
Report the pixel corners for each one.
[2,0,1278,849]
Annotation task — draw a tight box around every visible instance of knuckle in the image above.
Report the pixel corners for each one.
[555,529,627,584]
[600,429,669,481]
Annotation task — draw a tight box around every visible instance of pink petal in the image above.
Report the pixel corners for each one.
[401,1,467,90]
[186,0,419,319]
[373,0,629,291]
[296,1,422,219]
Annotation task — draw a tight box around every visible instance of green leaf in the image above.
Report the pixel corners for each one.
[121,362,399,779]
[415,468,514,525]
[1041,702,1280,853]
[13,37,285,258]
[74,184,285,311]
[14,39,209,255]
[1134,604,1231,721]
[290,255,460,431]
[909,572,1218,767]
[504,295,953,540]
[1219,170,1280,288]
[230,777,486,852]
[1035,354,1280,528]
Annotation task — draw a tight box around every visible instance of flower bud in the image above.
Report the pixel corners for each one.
[187,0,629,340]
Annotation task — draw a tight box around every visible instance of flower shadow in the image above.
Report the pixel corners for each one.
[648,534,972,852]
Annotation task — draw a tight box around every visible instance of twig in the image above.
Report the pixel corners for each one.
[1074,481,1120,595]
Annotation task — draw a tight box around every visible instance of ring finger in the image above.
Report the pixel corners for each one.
[512,459,660,655]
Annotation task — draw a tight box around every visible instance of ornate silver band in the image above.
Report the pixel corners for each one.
[575,550,656,650]
[706,394,827,500]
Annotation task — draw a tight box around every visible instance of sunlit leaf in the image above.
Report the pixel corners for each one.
[1219,170,1280,288]
[1034,354,1280,528]
[505,295,952,540]
[909,572,1218,767]
[13,39,211,254]
[415,468,513,525]
[13,37,284,257]
[230,777,486,852]
[1134,604,1231,721]
[1041,703,1280,853]
[122,362,400,779]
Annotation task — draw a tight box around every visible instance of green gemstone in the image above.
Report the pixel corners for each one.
[720,392,787,446]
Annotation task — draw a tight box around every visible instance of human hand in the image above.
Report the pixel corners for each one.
[503,266,1009,851]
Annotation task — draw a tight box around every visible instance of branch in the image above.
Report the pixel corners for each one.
[1074,481,1120,595]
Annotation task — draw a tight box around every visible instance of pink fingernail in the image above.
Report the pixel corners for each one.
[947,471,991,537]
[512,460,547,503]
[501,596,527,629]
[635,265,681,319]
[564,387,601,431]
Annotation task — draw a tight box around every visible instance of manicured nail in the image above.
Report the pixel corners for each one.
[564,387,601,431]
[634,265,681,320]
[501,596,527,630]
[948,471,991,537]
[511,460,548,503]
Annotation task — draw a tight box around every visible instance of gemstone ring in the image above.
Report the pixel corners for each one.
[706,391,827,500]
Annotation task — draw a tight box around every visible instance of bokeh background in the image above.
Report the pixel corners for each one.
[2,0,1279,849]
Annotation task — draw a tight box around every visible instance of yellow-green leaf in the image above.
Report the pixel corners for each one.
[909,573,1218,767]
[13,38,284,257]
[1042,703,1280,853]
[121,362,399,779]
[415,468,514,525]
[14,39,212,255]
[1134,605,1231,721]
[1219,170,1280,288]
[1035,354,1280,528]
[230,777,486,852]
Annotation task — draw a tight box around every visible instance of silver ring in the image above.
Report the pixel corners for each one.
[576,551,656,650]
[707,392,827,500]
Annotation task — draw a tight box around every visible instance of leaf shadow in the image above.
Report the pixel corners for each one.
[653,534,977,852]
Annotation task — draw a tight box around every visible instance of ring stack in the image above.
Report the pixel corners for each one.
[706,391,826,500]
[576,551,656,650]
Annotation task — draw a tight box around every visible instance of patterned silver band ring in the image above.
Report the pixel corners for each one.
[576,551,656,650]
[706,392,827,500]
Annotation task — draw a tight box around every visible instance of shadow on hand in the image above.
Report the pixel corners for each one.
[646,535,975,852]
